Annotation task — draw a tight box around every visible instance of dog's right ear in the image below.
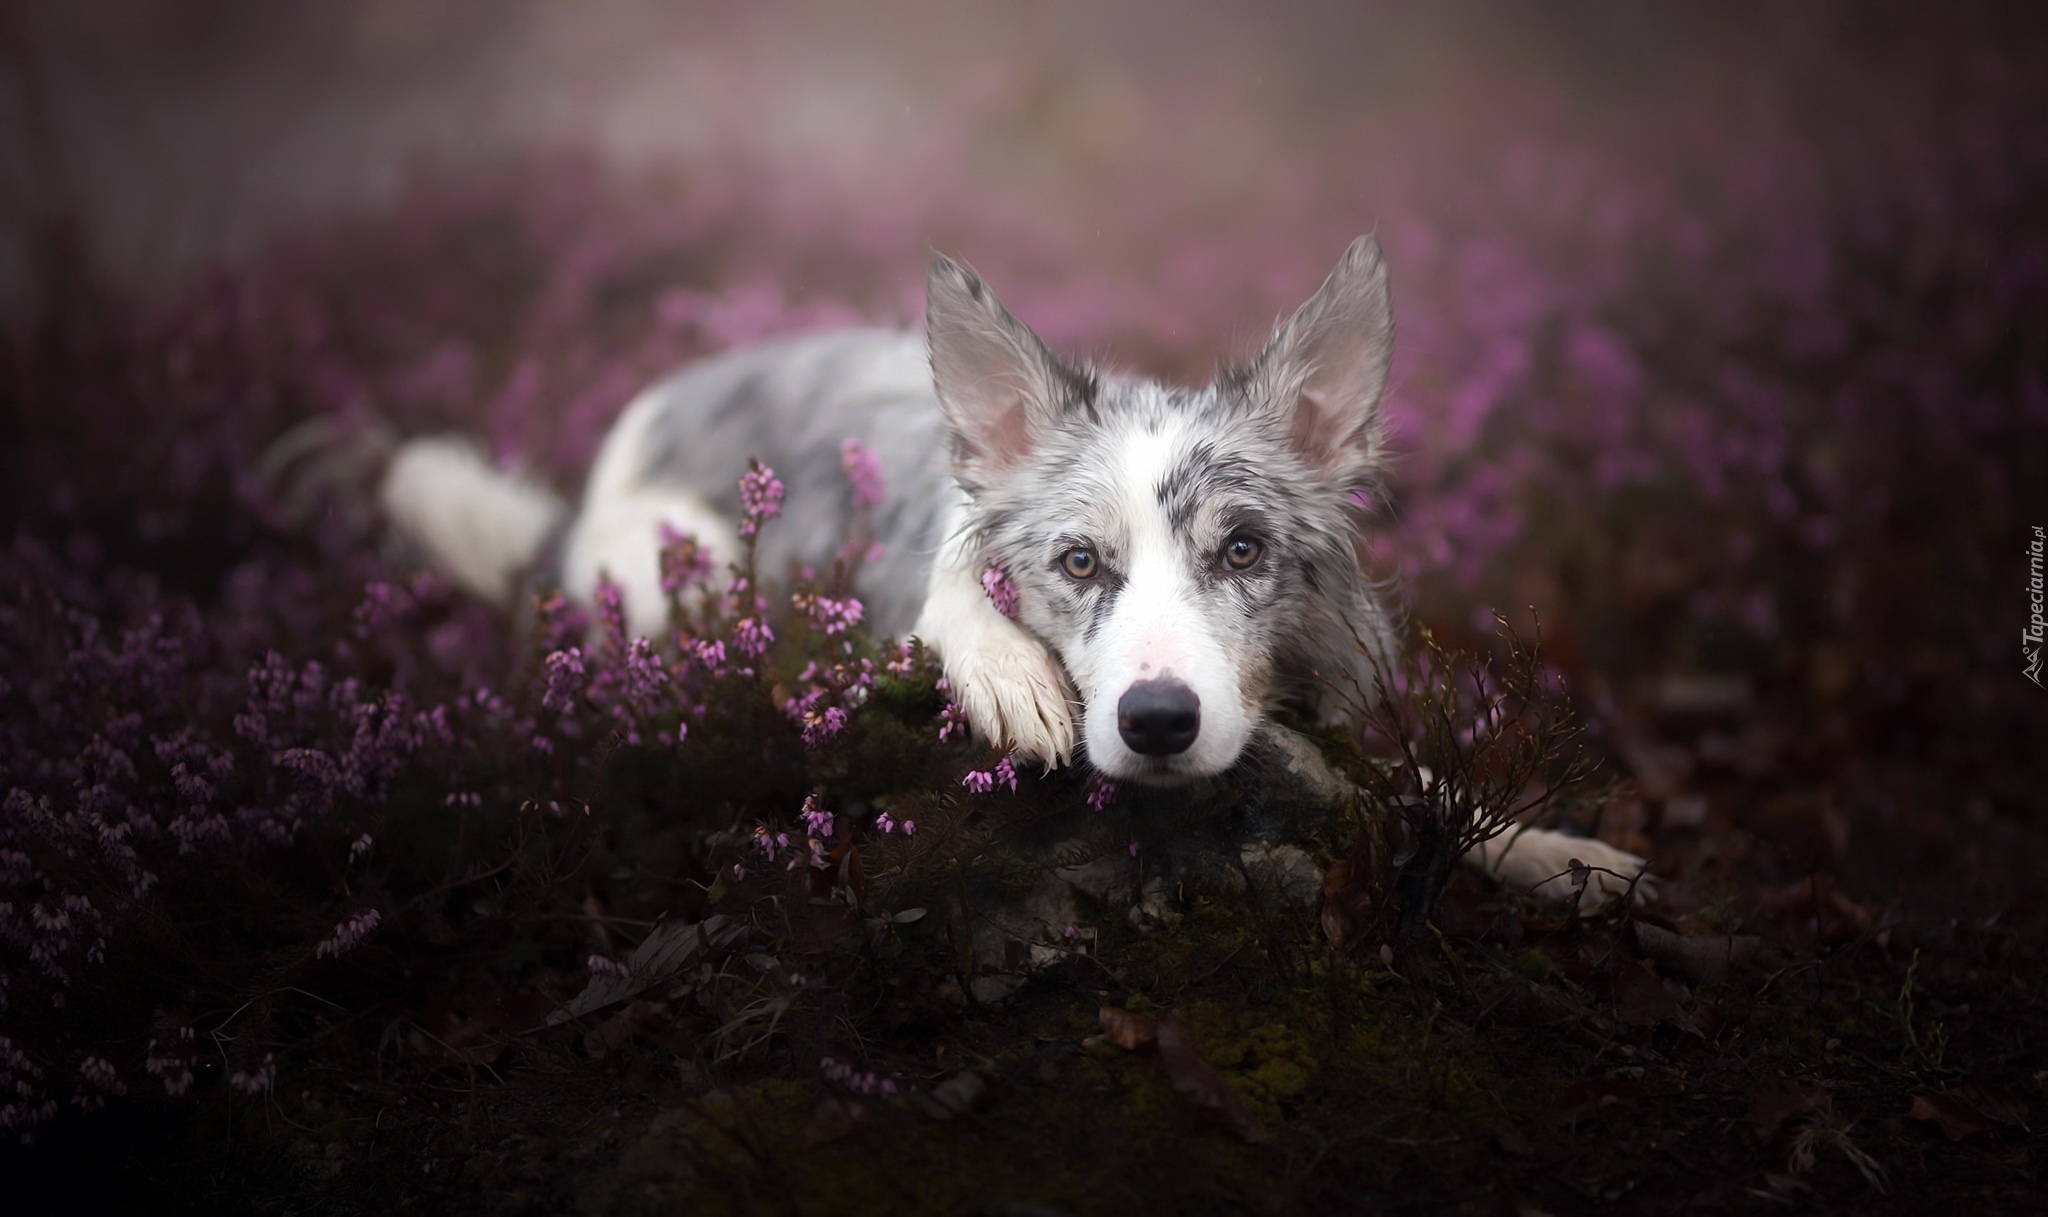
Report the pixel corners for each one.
[927,253,1087,492]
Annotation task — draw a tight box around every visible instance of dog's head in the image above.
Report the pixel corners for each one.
[928,238,1395,785]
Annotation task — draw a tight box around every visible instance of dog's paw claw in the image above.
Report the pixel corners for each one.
[944,632,1076,769]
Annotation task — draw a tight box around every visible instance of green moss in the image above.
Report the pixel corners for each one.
[1509,946,1553,981]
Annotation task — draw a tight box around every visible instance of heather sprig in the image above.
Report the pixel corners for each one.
[1330,614,1605,946]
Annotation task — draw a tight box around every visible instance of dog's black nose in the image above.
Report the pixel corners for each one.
[1117,678,1201,756]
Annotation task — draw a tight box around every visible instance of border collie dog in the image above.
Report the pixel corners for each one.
[378,237,1650,903]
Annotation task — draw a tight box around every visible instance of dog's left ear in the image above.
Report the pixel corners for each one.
[1237,235,1393,487]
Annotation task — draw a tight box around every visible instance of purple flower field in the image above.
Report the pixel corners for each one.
[2,4,2044,1212]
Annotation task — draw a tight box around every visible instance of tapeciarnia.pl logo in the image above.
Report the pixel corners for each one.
[2027,525,2045,688]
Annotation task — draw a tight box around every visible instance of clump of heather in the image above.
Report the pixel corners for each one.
[0,443,985,1140]
[1321,616,1608,949]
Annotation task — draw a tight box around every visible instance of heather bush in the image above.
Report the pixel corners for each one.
[1322,616,1613,948]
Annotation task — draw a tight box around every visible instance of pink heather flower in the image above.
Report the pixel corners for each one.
[78,1055,122,1094]
[962,758,1016,796]
[229,1053,276,1096]
[786,683,825,725]
[693,638,728,671]
[142,1028,196,1096]
[1128,840,1142,857]
[733,617,775,658]
[801,705,848,748]
[658,523,716,595]
[980,564,1020,618]
[315,908,381,959]
[615,637,671,721]
[737,460,785,538]
[886,640,919,677]
[754,827,791,862]
[586,954,630,979]
[146,1043,195,1097]
[937,702,967,742]
[796,593,865,635]
[900,819,916,837]
[800,794,835,838]
[839,438,886,508]
[1085,775,1119,812]
[541,647,587,713]
[819,1056,897,1098]
[350,833,372,858]
[730,862,747,881]
[594,577,628,649]
[353,580,411,638]
[875,812,895,834]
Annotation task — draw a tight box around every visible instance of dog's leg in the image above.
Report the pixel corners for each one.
[379,436,566,607]
[559,487,740,641]
[913,508,1076,768]
[1255,726,1654,910]
[1467,827,1657,908]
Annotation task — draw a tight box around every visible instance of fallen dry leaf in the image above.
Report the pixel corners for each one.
[1909,1084,2028,1142]
[792,899,858,957]
[830,841,868,900]
[1910,1092,1995,1141]
[413,992,556,1066]
[582,998,674,1059]
[1948,1081,2029,1130]
[1611,957,1684,1027]
[1436,885,1524,944]
[1758,875,1873,945]
[1495,1122,1533,1157]
[801,1096,868,1147]
[1320,859,1358,947]
[541,915,745,1029]
[1551,1077,1643,1126]
[1098,1005,1159,1051]
[917,1070,986,1120]
[1632,920,1762,985]
[1156,1016,1266,1143]
[1749,1078,1830,1143]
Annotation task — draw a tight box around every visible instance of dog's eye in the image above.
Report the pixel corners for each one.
[1060,547,1100,580]
[1222,537,1264,570]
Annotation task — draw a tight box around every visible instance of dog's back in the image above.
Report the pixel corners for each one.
[563,328,956,637]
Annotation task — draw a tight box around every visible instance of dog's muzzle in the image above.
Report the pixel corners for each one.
[1116,677,1201,756]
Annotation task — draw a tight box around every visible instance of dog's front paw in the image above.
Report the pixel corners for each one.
[1471,827,1658,910]
[940,626,1076,769]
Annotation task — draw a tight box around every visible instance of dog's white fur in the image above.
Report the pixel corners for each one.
[914,490,1082,767]
[378,437,566,606]
[375,239,1652,907]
